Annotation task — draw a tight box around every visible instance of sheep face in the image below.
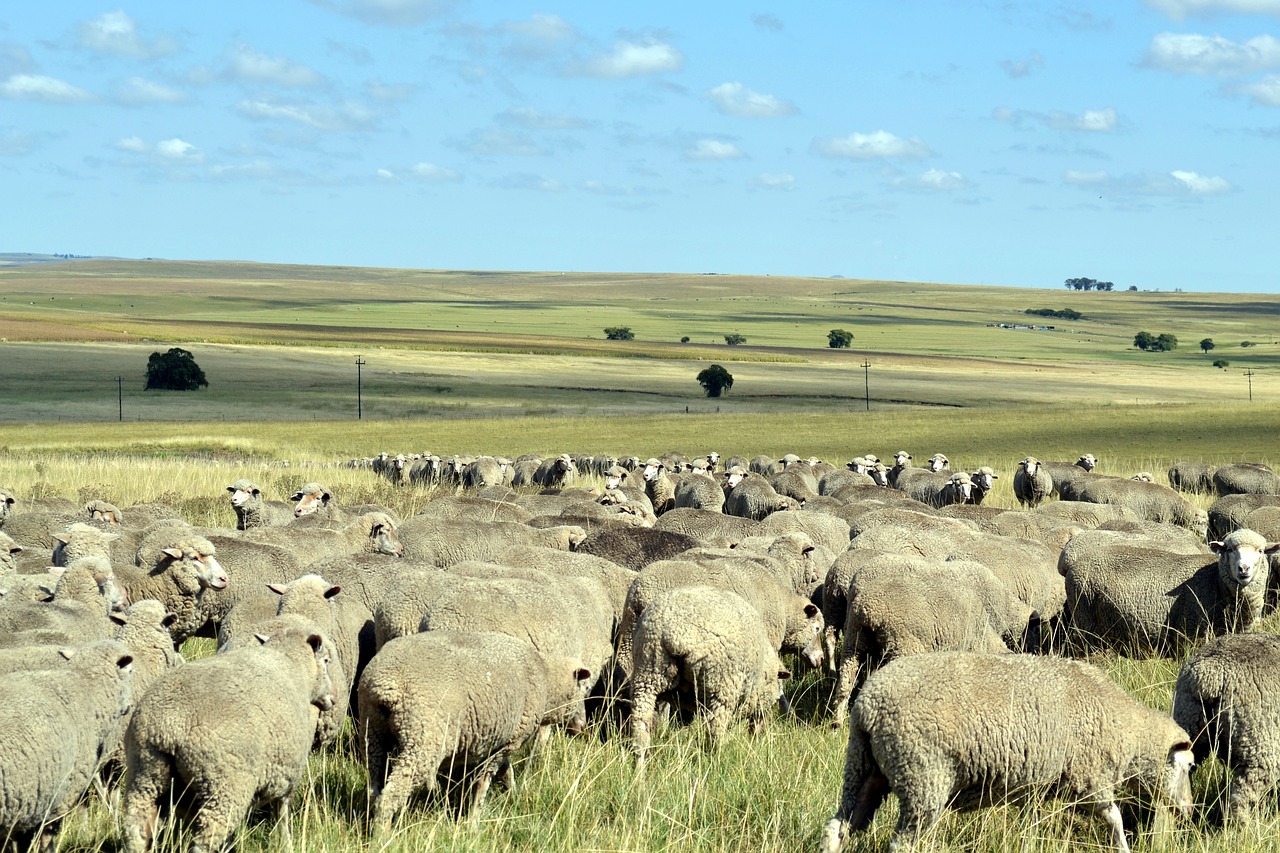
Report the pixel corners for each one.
[605,467,627,490]
[1078,454,1098,471]
[1144,744,1195,819]
[1211,532,1280,589]
[893,451,912,466]
[972,468,998,492]
[370,521,405,557]
[786,603,825,669]
[161,542,228,592]
[227,481,260,509]
[724,468,747,488]
[1020,456,1041,476]
[642,460,665,483]
[928,454,949,473]
[291,484,331,517]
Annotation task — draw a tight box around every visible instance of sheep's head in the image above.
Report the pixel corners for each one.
[291,483,332,517]
[52,522,120,567]
[86,500,123,525]
[1211,528,1280,590]
[893,451,912,466]
[1077,453,1098,471]
[947,472,973,502]
[642,459,665,482]
[1020,456,1041,475]
[227,479,261,509]
[971,467,998,492]
[605,466,628,490]
[847,456,867,474]
[368,517,405,557]
[869,464,891,487]
[160,537,228,593]
[928,454,949,473]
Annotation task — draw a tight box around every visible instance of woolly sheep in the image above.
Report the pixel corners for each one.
[639,458,676,516]
[724,472,799,520]
[1213,463,1280,497]
[673,471,726,513]
[415,494,533,524]
[1013,456,1054,508]
[0,556,125,647]
[629,585,790,765]
[968,466,999,504]
[463,455,510,490]
[395,516,585,566]
[494,545,637,633]
[829,552,1037,726]
[575,525,702,571]
[289,481,343,521]
[226,479,292,530]
[0,640,134,853]
[653,507,763,545]
[820,469,877,496]
[1039,454,1099,498]
[118,532,229,644]
[359,630,586,827]
[819,652,1194,853]
[1061,528,1280,655]
[0,488,13,529]
[758,510,850,553]
[1172,631,1280,823]
[1072,476,1209,536]
[1208,493,1280,541]
[122,623,335,853]
[768,467,819,503]
[243,510,404,565]
[533,453,578,490]
[1168,462,1218,494]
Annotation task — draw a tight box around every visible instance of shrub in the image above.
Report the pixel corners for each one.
[1213,359,1230,369]
[603,327,634,341]
[724,333,747,346]
[827,329,854,348]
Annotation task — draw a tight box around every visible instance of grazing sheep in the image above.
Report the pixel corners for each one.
[629,585,790,765]
[575,526,702,571]
[0,640,135,853]
[724,471,799,520]
[119,533,230,644]
[1062,528,1279,655]
[819,652,1194,853]
[1013,456,1054,508]
[1208,493,1280,541]
[415,494,533,524]
[769,467,820,503]
[122,624,336,853]
[359,630,586,827]
[1213,463,1280,497]
[653,508,763,544]
[1073,475,1209,536]
[243,511,404,566]
[1172,631,1280,823]
[828,554,1036,726]
[1168,462,1218,493]
[673,471,726,513]
[0,530,23,578]
[495,545,638,632]
[820,469,877,496]
[1034,499,1140,529]
[640,458,677,516]
[463,455,509,490]
[289,481,342,522]
[226,479,292,530]
[395,516,584,566]
[0,556,125,647]
[1039,454,1099,498]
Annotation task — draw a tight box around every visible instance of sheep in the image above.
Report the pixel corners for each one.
[1208,493,1280,541]
[640,458,676,515]
[533,453,578,490]
[828,553,1036,726]
[1013,455,1054,507]
[122,623,336,853]
[1061,528,1280,655]
[1172,631,1280,823]
[1072,475,1209,536]
[0,556,125,647]
[820,469,876,496]
[819,651,1194,853]
[0,488,13,529]
[1167,462,1218,493]
[1034,499,1140,529]
[359,630,588,827]
[462,455,508,490]
[226,478,292,530]
[1,502,83,550]
[724,471,799,520]
[968,466,999,504]
[673,470,726,512]
[289,481,344,522]
[1039,453,1099,498]
[653,508,763,544]
[494,545,638,632]
[243,510,404,566]
[1213,462,1280,496]
[0,640,135,853]
[395,516,585,566]
[574,526,702,571]
[759,510,850,553]
[118,532,230,644]
[629,585,790,765]
[768,467,819,503]
[415,494,533,524]
[85,499,123,525]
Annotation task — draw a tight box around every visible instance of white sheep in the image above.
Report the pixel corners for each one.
[629,585,790,765]
[122,622,335,853]
[1013,455,1054,507]
[225,478,292,530]
[820,651,1195,853]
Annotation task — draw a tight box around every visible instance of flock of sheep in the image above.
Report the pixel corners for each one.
[1,448,1280,851]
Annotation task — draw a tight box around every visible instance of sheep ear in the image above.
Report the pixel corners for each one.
[777,669,792,680]
[109,613,128,626]
[266,583,287,595]
[8,544,21,554]
[254,633,270,645]
[52,532,70,545]
[226,486,237,493]
[290,491,305,501]
[162,613,178,628]
[59,647,76,660]
[802,545,815,556]
[324,585,342,599]
[161,547,184,560]
[804,604,820,618]
[48,567,66,579]
[574,667,591,682]
[306,633,324,652]
[1266,543,1280,555]
[117,654,133,670]
[1208,541,1225,554]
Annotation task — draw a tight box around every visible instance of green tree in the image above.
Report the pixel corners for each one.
[1153,333,1178,352]
[1133,331,1155,351]
[1213,359,1230,369]
[827,329,854,348]
[603,326,634,341]
[696,364,734,397]
[1200,338,1216,354]
[144,347,208,391]
[724,333,747,346]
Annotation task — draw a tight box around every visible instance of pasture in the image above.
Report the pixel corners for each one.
[3,259,1280,851]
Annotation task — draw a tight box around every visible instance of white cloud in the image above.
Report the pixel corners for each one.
[1171,169,1232,194]
[365,80,414,102]
[227,43,324,88]
[705,82,797,118]
[156,138,201,161]
[409,162,460,181]
[307,0,455,26]
[685,139,745,160]
[1049,107,1118,132]
[77,10,176,59]
[377,168,396,180]
[0,127,39,156]
[114,136,148,153]
[0,74,93,103]
[236,98,378,131]
[896,168,970,191]
[501,13,578,59]
[498,107,589,129]
[1147,0,1280,19]
[752,172,796,190]
[813,130,931,159]
[577,39,683,78]
[1064,169,1110,185]
[1236,73,1280,104]
[1143,32,1280,76]
[115,76,187,105]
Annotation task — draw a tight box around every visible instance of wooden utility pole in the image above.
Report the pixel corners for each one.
[862,360,871,412]
[116,376,123,421]
[356,356,366,419]
[1245,368,1255,402]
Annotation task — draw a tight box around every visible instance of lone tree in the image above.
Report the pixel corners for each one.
[696,364,734,397]
[1213,359,1230,369]
[1200,338,1216,354]
[827,329,854,348]
[145,347,208,391]
[724,333,747,346]
[603,326,634,341]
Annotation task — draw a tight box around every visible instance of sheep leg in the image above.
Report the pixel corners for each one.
[704,699,732,747]
[466,751,509,816]
[890,782,947,852]
[122,744,171,853]
[188,775,256,853]
[373,740,443,831]
[822,625,839,674]
[1096,801,1130,853]
[630,686,657,766]
[830,642,862,728]
[1227,768,1271,824]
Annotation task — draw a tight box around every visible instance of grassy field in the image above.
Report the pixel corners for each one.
[3,260,1280,850]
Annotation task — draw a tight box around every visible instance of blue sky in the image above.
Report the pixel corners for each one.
[2,1,1278,292]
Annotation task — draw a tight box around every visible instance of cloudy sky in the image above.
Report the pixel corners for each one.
[2,1,1278,292]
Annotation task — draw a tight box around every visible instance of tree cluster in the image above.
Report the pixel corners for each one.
[1063,277,1115,291]
[1133,331,1178,352]
[827,329,854,348]
[1025,308,1083,321]
[724,333,747,346]
[603,326,634,341]
[144,347,208,391]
